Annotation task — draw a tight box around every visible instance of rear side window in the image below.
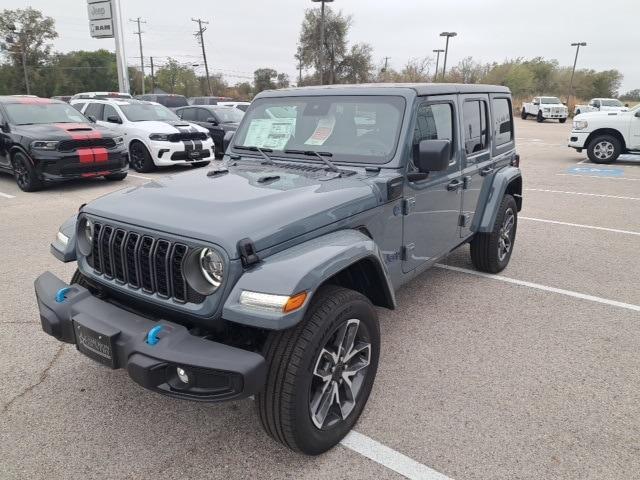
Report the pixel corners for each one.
[180,108,197,121]
[72,102,86,112]
[492,98,513,146]
[196,109,211,122]
[84,103,104,119]
[462,100,488,155]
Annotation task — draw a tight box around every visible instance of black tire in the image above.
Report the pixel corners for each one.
[256,285,380,455]
[470,194,518,273]
[559,118,567,124]
[104,172,128,181]
[129,141,156,173]
[191,160,210,168]
[521,108,528,120]
[587,135,621,164]
[536,111,544,123]
[11,151,43,192]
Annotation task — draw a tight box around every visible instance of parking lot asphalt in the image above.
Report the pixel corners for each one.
[1,117,639,480]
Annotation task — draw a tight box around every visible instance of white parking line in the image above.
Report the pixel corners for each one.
[0,191,16,199]
[341,431,452,480]
[520,216,640,236]
[525,188,640,201]
[435,264,640,313]
[128,174,153,180]
[557,173,640,182]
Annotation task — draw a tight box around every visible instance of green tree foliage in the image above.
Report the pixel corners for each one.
[155,58,199,96]
[253,68,278,93]
[621,89,640,102]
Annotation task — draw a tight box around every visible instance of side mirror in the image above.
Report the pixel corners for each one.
[87,115,97,123]
[415,139,451,173]
[562,102,567,106]
[635,110,640,118]
[533,102,539,106]
[223,131,235,152]
[206,117,218,125]
[625,103,629,107]
[106,115,122,124]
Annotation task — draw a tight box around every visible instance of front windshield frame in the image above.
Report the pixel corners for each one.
[120,103,180,122]
[231,95,407,166]
[541,97,562,104]
[4,102,90,125]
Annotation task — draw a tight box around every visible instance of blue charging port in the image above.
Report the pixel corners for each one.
[55,287,72,303]
[146,325,163,346]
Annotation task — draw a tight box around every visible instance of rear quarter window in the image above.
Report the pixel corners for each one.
[492,98,513,146]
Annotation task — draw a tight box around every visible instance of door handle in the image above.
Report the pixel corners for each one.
[480,166,495,176]
[447,179,462,191]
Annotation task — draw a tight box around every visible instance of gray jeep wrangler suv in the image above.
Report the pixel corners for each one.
[35,84,522,455]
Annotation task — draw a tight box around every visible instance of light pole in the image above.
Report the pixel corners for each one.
[312,0,334,85]
[440,32,457,81]
[567,42,587,109]
[433,49,444,82]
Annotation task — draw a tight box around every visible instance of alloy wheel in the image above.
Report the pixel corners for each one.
[498,207,515,262]
[12,157,30,189]
[130,144,145,170]
[309,318,372,429]
[593,141,614,160]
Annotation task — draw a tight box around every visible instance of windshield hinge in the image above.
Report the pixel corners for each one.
[401,197,415,215]
[237,238,260,268]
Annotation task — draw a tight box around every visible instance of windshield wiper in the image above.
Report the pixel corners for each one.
[284,149,339,173]
[234,145,276,165]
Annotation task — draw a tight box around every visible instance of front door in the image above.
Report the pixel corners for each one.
[630,111,640,149]
[0,107,9,169]
[458,94,494,238]
[402,96,463,273]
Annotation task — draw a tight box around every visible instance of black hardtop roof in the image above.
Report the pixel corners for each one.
[256,83,511,99]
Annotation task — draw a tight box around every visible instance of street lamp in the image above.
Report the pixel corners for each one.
[312,0,334,85]
[439,32,457,80]
[567,42,587,109]
[433,49,444,82]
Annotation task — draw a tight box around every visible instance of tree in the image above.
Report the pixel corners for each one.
[621,89,640,102]
[276,72,290,89]
[398,57,433,83]
[253,68,278,93]
[155,59,199,96]
[338,44,374,84]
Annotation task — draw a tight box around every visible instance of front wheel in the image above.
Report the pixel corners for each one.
[536,111,544,123]
[129,141,156,173]
[587,135,621,164]
[12,152,43,192]
[470,194,518,273]
[521,108,528,120]
[256,285,380,455]
[559,118,567,124]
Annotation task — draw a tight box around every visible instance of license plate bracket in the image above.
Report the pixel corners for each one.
[73,313,120,369]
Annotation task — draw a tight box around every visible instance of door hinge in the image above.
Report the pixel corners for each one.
[458,213,471,227]
[401,197,416,215]
[401,243,415,261]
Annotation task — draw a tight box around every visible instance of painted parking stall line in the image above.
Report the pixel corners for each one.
[0,191,16,199]
[556,173,640,182]
[520,216,640,236]
[435,264,640,313]
[525,188,640,201]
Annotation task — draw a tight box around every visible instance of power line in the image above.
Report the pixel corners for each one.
[129,17,146,94]
[191,18,212,95]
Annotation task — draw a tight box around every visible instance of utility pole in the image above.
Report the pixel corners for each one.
[192,18,212,95]
[129,17,146,94]
[382,56,391,72]
[150,56,155,92]
[440,32,457,80]
[433,49,444,82]
[568,42,587,108]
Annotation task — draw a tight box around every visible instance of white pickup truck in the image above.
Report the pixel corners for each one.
[574,98,629,116]
[521,96,568,123]
[568,104,640,163]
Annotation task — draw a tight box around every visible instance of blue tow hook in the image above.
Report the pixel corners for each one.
[146,325,163,346]
[55,287,72,303]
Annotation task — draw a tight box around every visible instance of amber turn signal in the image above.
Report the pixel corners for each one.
[283,291,307,313]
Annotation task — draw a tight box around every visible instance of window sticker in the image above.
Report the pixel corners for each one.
[304,116,336,146]
[244,118,296,150]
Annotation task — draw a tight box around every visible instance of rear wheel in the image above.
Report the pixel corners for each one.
[559,118,567,124]
[587,135,621,164]
[129,141,156,173]
[536,111,544,123]
[470,194,518,273]
[12,151,42,192]
[256,285,380,455]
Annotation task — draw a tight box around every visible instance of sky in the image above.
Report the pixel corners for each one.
[4,0,639,93]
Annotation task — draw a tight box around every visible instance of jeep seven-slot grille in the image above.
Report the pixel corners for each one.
[90,222,205,304]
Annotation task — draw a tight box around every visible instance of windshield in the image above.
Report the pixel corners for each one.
[120,103,179,122]
[541,97,562,104]
[232,95,406,164]
[213,107,244,123]
[601,99,624,107]
[5,102,88,125]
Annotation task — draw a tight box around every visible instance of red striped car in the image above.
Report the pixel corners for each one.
[0,96,128,191]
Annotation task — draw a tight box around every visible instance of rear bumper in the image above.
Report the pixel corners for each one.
[35,271,266,402]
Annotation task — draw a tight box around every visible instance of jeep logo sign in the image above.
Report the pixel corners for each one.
[87,0,114,38]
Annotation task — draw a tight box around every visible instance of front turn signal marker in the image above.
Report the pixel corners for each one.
[283,292,308,313]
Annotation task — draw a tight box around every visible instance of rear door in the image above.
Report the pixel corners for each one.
[0,107,9,168]
[459,94,492,238]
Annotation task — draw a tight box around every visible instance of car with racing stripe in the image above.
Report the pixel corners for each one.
[72,99,214,172]
[0,96,128,192]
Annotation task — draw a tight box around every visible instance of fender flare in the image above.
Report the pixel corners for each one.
[475,166,522,233]
[50,214,78,263]
[222,230,396,330]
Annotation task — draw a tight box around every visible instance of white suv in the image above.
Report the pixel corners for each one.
[72,99,214,172]
[569,104,640,163]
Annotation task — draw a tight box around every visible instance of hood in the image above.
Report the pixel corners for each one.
[134,120,207,133]
[11,122,118,141]
[575,110,630,121]
[600,106,629,112]
[84,162,379,258]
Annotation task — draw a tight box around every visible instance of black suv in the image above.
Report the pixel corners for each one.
[175,105,244,157]
[0,96,128,191]
[136,94,189,110]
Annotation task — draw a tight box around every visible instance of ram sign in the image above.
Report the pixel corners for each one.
[87,0,114,38]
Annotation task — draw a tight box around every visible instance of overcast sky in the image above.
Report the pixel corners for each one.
[5,0,639,92]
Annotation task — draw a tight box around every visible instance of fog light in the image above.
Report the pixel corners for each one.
[176,367,189,384]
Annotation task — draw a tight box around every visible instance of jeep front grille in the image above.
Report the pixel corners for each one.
[89,222,204,304]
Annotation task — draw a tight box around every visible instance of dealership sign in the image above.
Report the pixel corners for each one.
[87,0,114,38]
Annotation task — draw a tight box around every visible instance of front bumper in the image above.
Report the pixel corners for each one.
[541,111,568,119]
[33,148,129,182]
[35,271,266,402]
[568,131,590,149]
[148,138,215,166]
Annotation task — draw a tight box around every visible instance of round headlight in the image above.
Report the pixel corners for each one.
[200,248,224,287]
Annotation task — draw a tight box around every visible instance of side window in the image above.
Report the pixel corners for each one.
[84,103,104,120]
[492,98,513,147]
[102,104,120,122]
[197,109,212,122]
[411,102,454,172]
[180,108,196,121]
[462,100,488,156]
[72,102,86,112]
